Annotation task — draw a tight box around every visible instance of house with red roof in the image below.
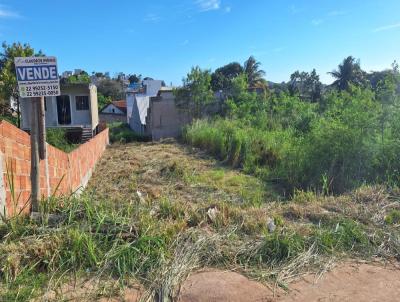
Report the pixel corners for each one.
[99,100,127,123]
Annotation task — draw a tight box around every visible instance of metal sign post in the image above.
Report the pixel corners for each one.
[14,56,60,212]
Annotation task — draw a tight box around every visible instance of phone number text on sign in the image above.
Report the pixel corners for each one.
[19,83,60,97]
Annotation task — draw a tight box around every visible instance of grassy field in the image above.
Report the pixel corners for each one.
[1,141,400,301]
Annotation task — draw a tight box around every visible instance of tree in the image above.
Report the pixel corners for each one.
[288,69,322,102]
[97,92,112,111]
[391,60,399,74]
[97,78,124,100]
[243,56,266,87]
[63,70,90,84]
[0,42,43,127]
[128,74,142,84]
[368,61,400,93]
[329,56,367,91]
[211,62,243,91]
[174,66,214,119]
[376,68,399,147]
[94,72,105,78]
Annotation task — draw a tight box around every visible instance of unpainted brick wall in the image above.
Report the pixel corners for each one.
[0,120,109,216]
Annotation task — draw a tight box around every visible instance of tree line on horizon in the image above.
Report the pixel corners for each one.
[174,53,399,119]
[0,41,399,127]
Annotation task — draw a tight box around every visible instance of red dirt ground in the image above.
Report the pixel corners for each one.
[177,262,400,302]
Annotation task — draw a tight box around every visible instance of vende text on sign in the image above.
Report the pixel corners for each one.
[14,56,60,98]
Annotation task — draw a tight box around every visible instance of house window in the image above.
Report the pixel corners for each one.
[76,96,89,110]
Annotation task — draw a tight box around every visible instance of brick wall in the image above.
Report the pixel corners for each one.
[0,120,109,217]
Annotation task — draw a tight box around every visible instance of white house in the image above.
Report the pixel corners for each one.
[126,79,191,140]
[127,79,164,134]
[20,83,99,142]
[99,100,127,123]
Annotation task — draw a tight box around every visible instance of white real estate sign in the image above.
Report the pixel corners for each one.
[14,56,60,98]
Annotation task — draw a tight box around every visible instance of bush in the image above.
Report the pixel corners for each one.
[184,85,400,194]
[313,219,370,253]
[0,115,17,126]
[184,119,287,176]
[385,210,400,225]
[46,128,77,152]
[108,122,149,143]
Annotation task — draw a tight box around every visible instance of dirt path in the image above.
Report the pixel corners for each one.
[277,261,400,302]
[178,262,400,302]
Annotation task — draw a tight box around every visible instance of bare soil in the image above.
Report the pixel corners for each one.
[178,270,274,302]
[277,261,400,302]
[177,262,400,302]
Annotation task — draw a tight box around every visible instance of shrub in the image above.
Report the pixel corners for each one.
[184,85,400,194]
[385,209,400,225]
[46,128,77,152]
[258,231,305,263]
[313,219,370,253]
[0,115,17,126]
[108,122,149,143]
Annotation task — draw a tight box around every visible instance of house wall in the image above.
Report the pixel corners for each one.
[99,113,127,123]
[126,92,135,123]
[62,85,92,127]
[142,80,163,97]
[148,92,191,141]
[45,96,59,126]
[101,104,124,115]
[20,84,99,130]
[129,96,149,134]
[0,120,109,217]
[89,84,99,130]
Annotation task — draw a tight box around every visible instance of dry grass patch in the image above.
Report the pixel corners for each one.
[2,142,400,301]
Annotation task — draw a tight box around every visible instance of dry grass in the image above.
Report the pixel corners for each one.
[2,141,400,301]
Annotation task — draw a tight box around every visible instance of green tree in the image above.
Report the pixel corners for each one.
[97,78,124,100]
[288,69,322,103]
[0,42,43,127]
[174,66,214,119]
[94,72,105,78]
[211,62,243,91]
[64,70,90,84]
[376,68,399,147]
[243,56,266,87]
[128,74,142,84]
[329,56,367,91]
[97,92,112,111]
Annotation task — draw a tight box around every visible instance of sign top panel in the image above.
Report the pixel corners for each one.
[14,56,57,66]
[14,56,60,98]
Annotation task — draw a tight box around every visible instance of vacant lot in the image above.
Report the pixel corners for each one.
[1,141,400,301]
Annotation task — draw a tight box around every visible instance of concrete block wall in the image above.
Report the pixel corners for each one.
[0,120,109,217]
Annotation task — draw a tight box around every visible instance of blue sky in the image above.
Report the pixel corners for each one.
[1,0,400,85]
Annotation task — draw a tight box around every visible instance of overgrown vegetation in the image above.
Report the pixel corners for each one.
[108,122,149,143]
[184,58,400,195]
[46,128,78,152]
[1,142,400,300]
[0,114,17,126]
